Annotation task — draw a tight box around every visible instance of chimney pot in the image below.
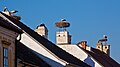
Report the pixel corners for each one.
[78,41,87,49]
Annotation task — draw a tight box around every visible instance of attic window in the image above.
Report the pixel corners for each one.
[40,23,45,26]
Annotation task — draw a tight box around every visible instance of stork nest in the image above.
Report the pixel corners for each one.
[55,21,70,28]
[12,15,21,20]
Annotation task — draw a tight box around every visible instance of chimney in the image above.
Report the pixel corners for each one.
[86,46,91,51]
[78,41,87,49]
[35,23,48,39]
[96,35,110,56]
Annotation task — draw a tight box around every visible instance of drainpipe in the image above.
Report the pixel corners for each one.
[15,34,22,67]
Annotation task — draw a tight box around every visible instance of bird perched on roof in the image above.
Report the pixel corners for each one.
[98,35,108,42]
[3,7,21,20]
[11,10,18,14]
[3,7,9,12]
[3,7,18,15]
[103,35,107,39]
[61,18,66,21]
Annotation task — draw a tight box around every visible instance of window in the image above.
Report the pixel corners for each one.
[3,47,8,67]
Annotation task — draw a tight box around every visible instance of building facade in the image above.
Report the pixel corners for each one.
[0,13,22,67]
[0,26,19,67]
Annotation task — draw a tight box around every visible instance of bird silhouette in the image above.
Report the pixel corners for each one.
[98,35,108,42]
[3,7,9,12]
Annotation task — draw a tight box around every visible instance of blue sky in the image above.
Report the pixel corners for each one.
[0,0,120,63]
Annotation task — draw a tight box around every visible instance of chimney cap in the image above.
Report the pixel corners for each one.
[36,23,46,29]
[40,23,45,26]
[80,41,87,43]
[77,40,87,45]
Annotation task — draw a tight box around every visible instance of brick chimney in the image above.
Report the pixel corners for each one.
[78,41,87,49]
